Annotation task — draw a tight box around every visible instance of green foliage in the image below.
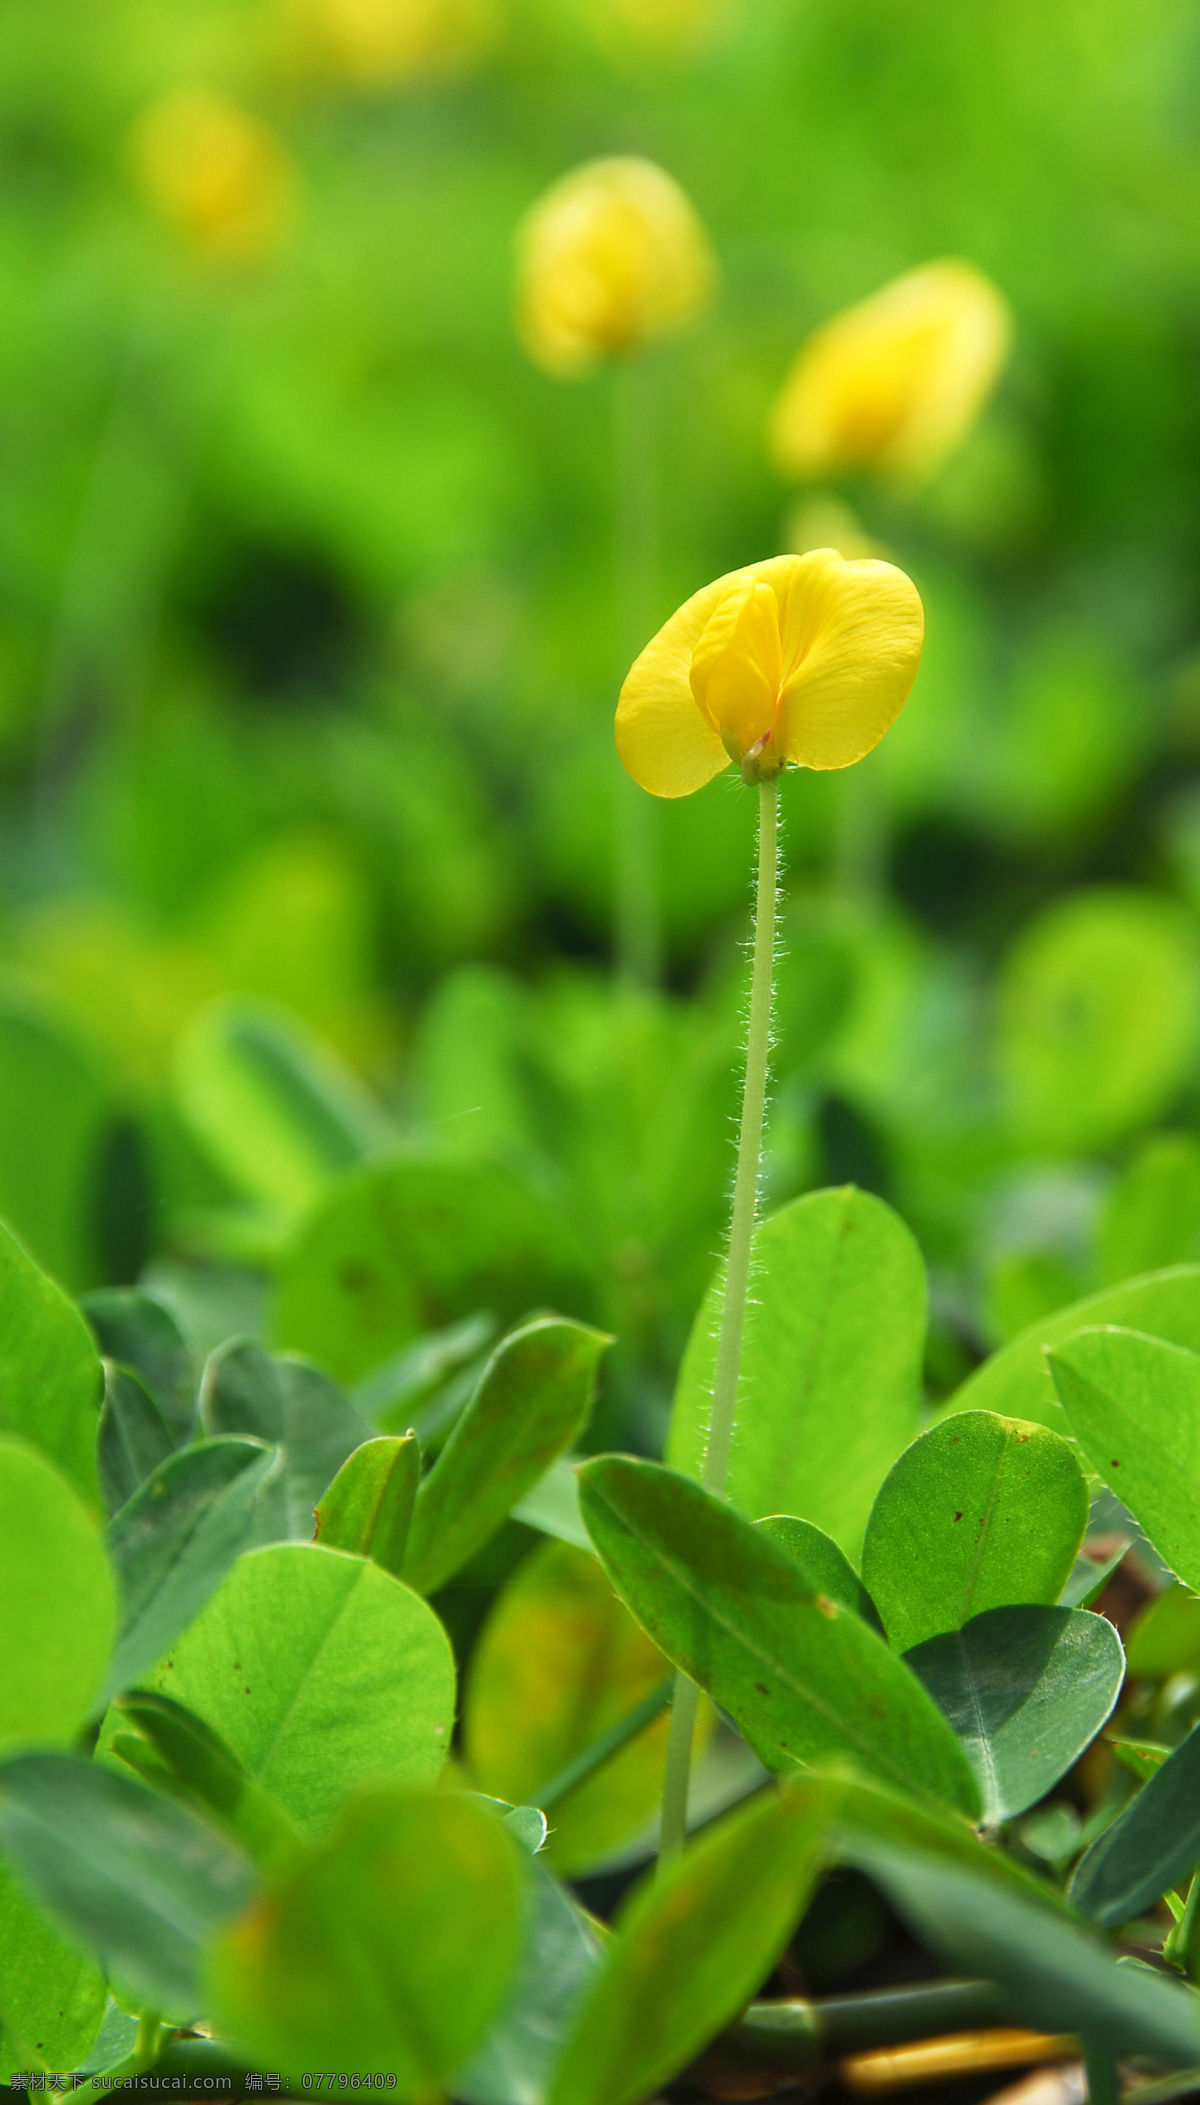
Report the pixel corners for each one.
[1126,1584,1200,1681]
[404,1317,607,1596]
[0,1753,255,2020]
[0,1437,116,1754]
[0,1222,104,1509]
[0,1863,106,2072]
[314,1433,420,1578]
[670,1189,925,1556]
[97,1364,177,1517]
[860,1411,1088,1653]
[1049,1327,1200,1591]
[997,891,1198,1153]
[271,1156,593,1385]
[200,1342,371,1542]
[464,1537,678,1874]
[1099,1134,1200,1286]
[756,1514,880,1625]
[545,1785,829,2105]
[82,1290,195,1441]
[904,1606,1124,1822]
[101,1436,282,1704]
[207,1791,524,2092]
[125,1543,455,1835]
[458,1864,603,2105]
[1070,1722,1200,1928]
[579,1456,981,1817]
[110,1691,300,1876]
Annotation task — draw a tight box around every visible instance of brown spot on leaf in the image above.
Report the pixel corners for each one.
[816,1594,838,1618]
[953,1511,963,1522]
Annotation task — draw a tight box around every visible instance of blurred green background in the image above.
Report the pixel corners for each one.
[5,0,1200,1448]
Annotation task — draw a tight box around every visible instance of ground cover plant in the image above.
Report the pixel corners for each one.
[12,0,1200,2099]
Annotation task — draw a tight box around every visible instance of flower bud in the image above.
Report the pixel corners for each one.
[279,0,498,87]
[770,260,1012,489]
[131,87,295,265]
[516,156,715,378]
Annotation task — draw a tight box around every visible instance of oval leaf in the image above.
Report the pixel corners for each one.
[1070,1719,1200,1928]
[97,1363,176,1518]
[1049,1326,1200,1590]
[207,1790,524,2091]
[755,1515,880,1625]
[0,1436,116,1754]
[861,1412,1088,1653]
[546,1783,830,2105]
[0,1753,254,2021]
[126,1542,455,1834]
[315,1433,420,1577]
[669,1188,925,1557]
[200,1342,372,1543]
[404,1319,608,1598]
[904,1605,1124,1822]
[458,1864,603,2105]
[101,1436,282,1706]
[82,1289,194,1442]
[0,1862,106,2072]
[0,1221,103,1508]
[578,1457,981,1819]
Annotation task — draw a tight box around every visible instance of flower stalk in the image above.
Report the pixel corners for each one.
[658,776,779,1861]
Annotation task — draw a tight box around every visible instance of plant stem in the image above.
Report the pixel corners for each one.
[614,352,662,988]
[658,778,780,1865]
[537,1677,672,1811]
[1083,2039,1120,2105]
[1165,1871,1200,1977]
[135,2013,165,2068]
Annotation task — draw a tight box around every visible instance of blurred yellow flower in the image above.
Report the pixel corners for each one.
[517,156,715,378]
[770,261,1013,488]
[589,0,729,54]
[616,549,923,796]
[131,87,295,264]
[281,0,498,86]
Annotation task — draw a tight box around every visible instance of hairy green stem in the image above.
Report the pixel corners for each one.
[658,778,780,1864]
[537,1677,672,1811]
[614,353,662,987]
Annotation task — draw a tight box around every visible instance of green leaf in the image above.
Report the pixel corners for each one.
[512,1455,593,1552]
[0,1753,255,2021]
[1070,1720,1200,1927]
[578,1457,981,1818]
[545,1783,830,2105]
[1099,1134,1200,1287]
[668,1188,925,1558]
[0,1436,116,1754]
[464,1538,682,1875]
[81,1289,194,1441]
[942,1264,1200,1435]
[271,1154,594,1386]
[904,1605,1124,1822]
[0,1219,104,1509]
[404,1319,608,1597]
[111,1691,300,1875]
[755,1515,880,1625]
[315,1433,419,1577]
[860,1411,1088,1653]
[836,1791,1200,2059]
[175,997,390,1220]
[207,1789,524,2091]
[101,1436,282,1706]
[457,1865,604,2105]
[1049,1327,1200,1589]
[997,889,1198,1153]
[97,1364,176,1518]
[200,1341,372,1541]
[0,985,111,1297]
[1060,1542,1129,1609]
[1126,1584,1200,1680]
[125,1542,456,1835]
[0,1862,106,2072]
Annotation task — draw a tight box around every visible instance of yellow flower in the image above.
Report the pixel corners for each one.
[616,549,923,795]
[131,87,295,264]
[516,157,715,378]
[770,261,1012,488]
[279,0,498,87]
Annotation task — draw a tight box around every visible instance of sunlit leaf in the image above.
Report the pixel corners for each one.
[0,1436,116,1754]
[1049,1326,1200,1590]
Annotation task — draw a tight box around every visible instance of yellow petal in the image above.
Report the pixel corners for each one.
[616,575,730,797]
[775,551,924,770]
[770,260,1012,488]
[516,157,716,379]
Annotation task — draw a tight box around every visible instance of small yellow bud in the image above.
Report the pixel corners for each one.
[279,0,498,87]
[131,87,295,265]
[516,156,716,379]
[770,261,1013,489]
[616,550,923,797]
